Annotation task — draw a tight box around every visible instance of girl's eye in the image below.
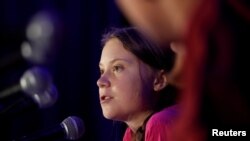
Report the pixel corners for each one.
[99,69,104,75]
[112,65,123,73]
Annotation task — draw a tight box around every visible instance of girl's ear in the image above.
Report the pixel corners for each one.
[153,70,168,91]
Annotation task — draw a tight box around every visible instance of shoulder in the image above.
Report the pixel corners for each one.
[149,105,179,126]
[144,105,179,141]
[145,105,179,133]
[123,128,132,141]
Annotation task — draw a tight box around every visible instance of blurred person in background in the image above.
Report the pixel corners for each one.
[116,0,250,140]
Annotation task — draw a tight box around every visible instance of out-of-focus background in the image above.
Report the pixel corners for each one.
[0,0,129,140]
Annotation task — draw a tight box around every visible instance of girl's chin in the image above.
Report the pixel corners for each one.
[102,111,121,120]
[103,114,116,120]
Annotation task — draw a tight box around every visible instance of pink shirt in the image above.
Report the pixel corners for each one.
[123,105,178,141]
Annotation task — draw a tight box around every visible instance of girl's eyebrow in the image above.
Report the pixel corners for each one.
[99,58,131,67]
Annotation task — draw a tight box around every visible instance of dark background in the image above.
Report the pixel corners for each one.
[0,0,129,140]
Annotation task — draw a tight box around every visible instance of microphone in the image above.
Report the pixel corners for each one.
[0,10,61,75]
[0,84,58,118]
[14,116,85,141]
[0,66,53,100]
[22,10,62,65]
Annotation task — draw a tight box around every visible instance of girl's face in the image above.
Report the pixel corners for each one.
[97,38,155,122]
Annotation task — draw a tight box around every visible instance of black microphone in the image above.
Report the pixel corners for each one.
[0,66,53,100]
[0,84,58,118]
[14,116,85,141]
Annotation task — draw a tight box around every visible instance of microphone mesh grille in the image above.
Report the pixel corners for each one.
[61,116,85,140]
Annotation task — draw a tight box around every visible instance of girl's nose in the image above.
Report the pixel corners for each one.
[97,75,110,88]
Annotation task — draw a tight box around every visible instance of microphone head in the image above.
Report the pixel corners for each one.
[21,10,62,64]
[20,67,52,94]
[60,116,85,140]
[29,84,59,108]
